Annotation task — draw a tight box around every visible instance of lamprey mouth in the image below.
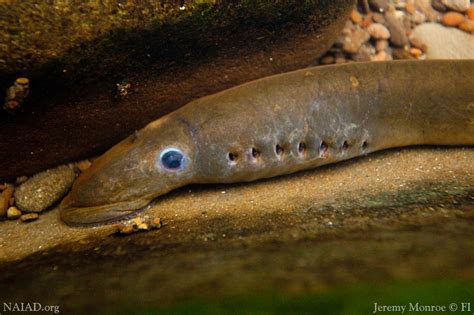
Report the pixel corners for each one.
[59,195,153,226]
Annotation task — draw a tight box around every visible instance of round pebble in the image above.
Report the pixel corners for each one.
[368,23,391,39]
[467,5,474,19]
[350,9,363,24]
[14,165,76,213]
[409,47,423,58]
[76,160,92,172]
[442,11,465,26]
[7,206,22,220]
[459,19,474,32]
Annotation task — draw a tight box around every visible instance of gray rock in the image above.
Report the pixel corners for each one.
[384,9,409,47]
[441,0,471,12]
[411,23,474,59]
[14,165,76,213]
[415,0,442,21]
[342,28,370,54]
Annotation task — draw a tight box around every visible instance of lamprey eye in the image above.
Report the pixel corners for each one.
[159,148,186,171]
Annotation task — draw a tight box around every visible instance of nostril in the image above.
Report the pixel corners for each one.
[319,140,328,154]
[228,152,238,162]
[362,141,368,150]
[275,144,284,155]
[342,140,349,150]
[298,142,306,154]
[251,147,260,158]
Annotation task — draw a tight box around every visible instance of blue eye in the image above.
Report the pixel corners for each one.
[160,148,185,171]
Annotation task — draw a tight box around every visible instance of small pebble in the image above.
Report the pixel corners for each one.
[20,213,39,222]
[367,23,391,39]
[7,206,22,220]
[76,160,92,172]
[114,80,132,99]
[442,11,465,26]
[350,9,363,24]
[3,77,30,113]
[342,28,370,54]
[409,47,423,58]
[116,215,162,235]
[467,5,474,19]
[458,19,474,32]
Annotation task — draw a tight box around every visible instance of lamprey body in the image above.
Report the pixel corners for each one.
[60,60,474,225]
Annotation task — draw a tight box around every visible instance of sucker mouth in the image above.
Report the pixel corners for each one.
[59,196,153,227]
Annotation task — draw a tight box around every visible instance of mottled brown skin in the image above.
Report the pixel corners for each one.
[60,60,474,226]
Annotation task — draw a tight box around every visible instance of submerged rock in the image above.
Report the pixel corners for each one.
[14,166,76,213]
[411,22,474,58]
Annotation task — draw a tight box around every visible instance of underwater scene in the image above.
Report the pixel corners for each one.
[0,0,473,314]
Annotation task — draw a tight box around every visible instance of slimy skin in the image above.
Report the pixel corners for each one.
[60,60,474,226]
